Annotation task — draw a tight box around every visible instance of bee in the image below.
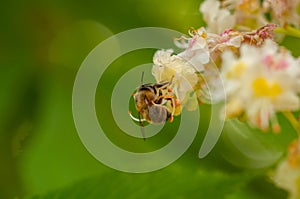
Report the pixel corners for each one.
[129,73,175,139]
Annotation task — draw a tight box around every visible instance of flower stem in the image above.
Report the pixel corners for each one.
[275,26,300,38]
[283,111,300,135]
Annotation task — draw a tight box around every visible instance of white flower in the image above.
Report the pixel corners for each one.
[207,29,243,61]
[175,27,243,65]
[273,160,300,199]
[175,27,210,71]
[200,0,236,34]
[265,0,300,28]
[221,40,300,130]
[173,27,244,104]
[272,139,300,199]
[152,49,201,112]
[233,0,267,30]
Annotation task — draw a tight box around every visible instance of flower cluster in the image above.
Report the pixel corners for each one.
[200,0,300,32]
[152,49,201,113]
[273,138,300,199]
[221,40,300,131]
[148,0,300,197]
[152,23,283,114]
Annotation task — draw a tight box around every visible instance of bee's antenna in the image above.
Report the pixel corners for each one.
[141,71,144,85]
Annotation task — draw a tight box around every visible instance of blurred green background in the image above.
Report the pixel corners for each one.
[1,0,299,198]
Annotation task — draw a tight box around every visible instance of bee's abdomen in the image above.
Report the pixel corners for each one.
[148,105,169,124]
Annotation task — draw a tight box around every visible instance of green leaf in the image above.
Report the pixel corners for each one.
[220,117,297,169]
[225,176,287,199]
[26,164,248,199]
[26,156,288,199]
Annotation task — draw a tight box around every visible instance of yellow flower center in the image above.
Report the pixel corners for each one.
[238,0,260,14]
[226,62,246,78]
[252,77,282,97]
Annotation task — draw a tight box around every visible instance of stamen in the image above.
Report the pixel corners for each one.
[271,115,281,133]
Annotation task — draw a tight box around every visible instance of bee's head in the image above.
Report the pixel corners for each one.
[138,84,156,94]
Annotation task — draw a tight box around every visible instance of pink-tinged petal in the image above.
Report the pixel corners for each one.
[263,54,274,66]
[276,60,289,70]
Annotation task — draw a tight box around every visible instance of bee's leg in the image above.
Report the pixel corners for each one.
[156,95,173,102]
[128,111,146,140]
[155,76,174,91]
[161,75,174,89]
[166,110,173,123]
[138,112,146,141]
[169,96,176,117]
[169,115,174,123]
[157,95,176,120]
[168,75,174,86]
[155,95,174,105]
[128,111,146,122]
